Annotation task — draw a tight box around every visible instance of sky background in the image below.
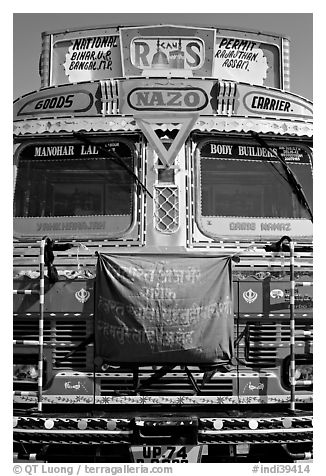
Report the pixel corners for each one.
[13,12,313,101]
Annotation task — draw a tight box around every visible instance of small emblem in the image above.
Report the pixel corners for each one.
[270,289,284,299]
[255,271,271,280]
[65,381,81,390]
[243,288,258,304]
[75,288,90,303]
[248,382,264,391]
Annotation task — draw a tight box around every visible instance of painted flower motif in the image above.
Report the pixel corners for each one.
[101,397,111,404]
[160,397,170,404]
[215,396,225,404]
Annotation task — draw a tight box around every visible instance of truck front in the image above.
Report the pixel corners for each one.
[13,24,312,463]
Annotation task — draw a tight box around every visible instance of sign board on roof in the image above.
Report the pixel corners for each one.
[120,25,215,77]
[45,27,123,85]
[214,36,271,85]
[40,25,288,89]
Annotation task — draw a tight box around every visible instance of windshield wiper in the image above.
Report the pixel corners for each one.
[73,132,153,199]
[250,132,313,222]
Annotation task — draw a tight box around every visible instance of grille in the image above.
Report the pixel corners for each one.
[14,320,51,340]
[245,322,313,366]
[13,318,313,382]
[154,186,179,233]
[13,318,92,370]
[100,368,233,396]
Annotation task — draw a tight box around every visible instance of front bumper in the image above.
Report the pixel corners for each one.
[13,411,313,462]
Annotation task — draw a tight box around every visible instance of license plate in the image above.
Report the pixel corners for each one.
[131,445,202,463]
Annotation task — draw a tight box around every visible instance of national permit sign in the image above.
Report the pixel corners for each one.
[95,253,234,364]
[51,31,123,84]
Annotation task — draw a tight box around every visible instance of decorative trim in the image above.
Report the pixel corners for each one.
[13,415,312,431]
[100,80,120,115]
[216,81,238,115]
[194,117,312,137]
[154,186,180,233]
[282,38,291,91]
[13,394,94,404]
[13,117,138,135]
[14,116,313,137]
[13,393,312,405]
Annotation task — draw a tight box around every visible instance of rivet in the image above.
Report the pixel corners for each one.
[77,419,88,430]
[106,420,117,430]
[282,418,292,429]
[213,419,223,430]
[44,419,54,429]
[248,419,259,429]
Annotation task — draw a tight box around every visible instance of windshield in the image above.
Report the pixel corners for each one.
[196,140,313,238]
[14,139,136,238]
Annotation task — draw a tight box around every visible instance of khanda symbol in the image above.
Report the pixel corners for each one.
[75,288,91,304]
[243,288,258,304]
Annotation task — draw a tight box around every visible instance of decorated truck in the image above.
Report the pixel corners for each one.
[13,24,313,463]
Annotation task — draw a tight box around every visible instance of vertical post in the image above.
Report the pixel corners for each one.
[38,238,46,412]
[289,240,296,412]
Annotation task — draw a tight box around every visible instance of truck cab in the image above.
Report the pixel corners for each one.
[13,23,313,463]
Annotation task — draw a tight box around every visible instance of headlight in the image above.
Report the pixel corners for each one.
[14,349,48,388]
[283,354,313,389]
[13,364,39,381]
[294,364,313,384]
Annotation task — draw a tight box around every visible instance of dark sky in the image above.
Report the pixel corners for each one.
[13,12,312,100]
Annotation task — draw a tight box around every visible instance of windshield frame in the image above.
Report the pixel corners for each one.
[194,137,313,241]
[13,136,140,240]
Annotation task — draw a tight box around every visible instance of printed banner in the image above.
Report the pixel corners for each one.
[95,253,233,364]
